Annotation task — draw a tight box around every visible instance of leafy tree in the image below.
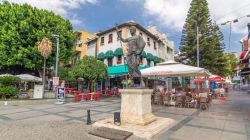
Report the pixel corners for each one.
[70,56,108,91]
[180,0,226,76]
[0,76,21,99]
[222,53,239,77]
[0,76,21,86]
[57,66,75,82]
[0,1,76,74]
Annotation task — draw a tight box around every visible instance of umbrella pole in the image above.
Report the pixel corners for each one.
[25,81,27,91]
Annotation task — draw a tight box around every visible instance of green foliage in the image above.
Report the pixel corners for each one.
[70,56,107,91]
[70,56,108,81]
[180,0,227,76]
[0,86,19,97]
[0,1,76,72]
[57,66,75,82]
[0,76,21,86]
[222,53,239,77]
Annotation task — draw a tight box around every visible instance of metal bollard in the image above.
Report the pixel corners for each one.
[87,109,91,125]
[114,112,121,126]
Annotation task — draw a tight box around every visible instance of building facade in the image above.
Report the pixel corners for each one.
[147,26,174,61]
[85,21,174,88]
[239,23,250,87]
[74,30,96,60]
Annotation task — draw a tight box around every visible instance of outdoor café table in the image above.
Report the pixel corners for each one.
[89,92,96,101]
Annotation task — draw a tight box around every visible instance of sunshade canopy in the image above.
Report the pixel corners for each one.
[140,51,147,58]
[0,74,14,77]
[146,53,154,60]
[194,75,225,83]
[105,50,114,58]
[140,61,210,77]
[16,74,42,82]
[153,56,161,63]
[114,48,123,56]
[97,52,105,60]
[108,64,150,76]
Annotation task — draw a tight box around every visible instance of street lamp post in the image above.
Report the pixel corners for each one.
[52,34,59,99]
[52,34,59,77]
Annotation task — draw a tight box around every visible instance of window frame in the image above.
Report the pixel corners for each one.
[108,34,113,44]
[100,36,105,46]
[117,30,122,41]
[117,55,122,64]
[108,58,113,67]
[147,37,151,46]
[153,41,156,50]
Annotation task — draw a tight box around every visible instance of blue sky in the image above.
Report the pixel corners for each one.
[6,0,250,55]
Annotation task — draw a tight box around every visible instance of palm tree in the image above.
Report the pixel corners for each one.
[37,38,52,98]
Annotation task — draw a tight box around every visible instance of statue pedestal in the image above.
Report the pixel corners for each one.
[120,89,156,125]
[93,88,175,139]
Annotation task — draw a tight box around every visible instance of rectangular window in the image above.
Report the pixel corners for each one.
[100,37,104,46]
[108,58,113,66]
[117,30,122,40]
[117,55,122,64]
[154,41,156,49]
[147,37,150,46]
[108,34,113,44]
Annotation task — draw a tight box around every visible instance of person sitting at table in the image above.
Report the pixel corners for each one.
[186,91,192,98]
[175,87,183,97]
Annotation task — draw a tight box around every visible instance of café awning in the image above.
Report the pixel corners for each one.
[146,53,154,60]
[16,74,42,82]
[141,61,210,77]
[97,52,106,60]
[140,51,147,58]
[105,50,114,58]
[114,48,123,56]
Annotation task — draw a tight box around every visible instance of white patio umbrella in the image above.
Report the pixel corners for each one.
[0,74,14,77]
[140,61,210,77]
[16,74,42,91]
[16,74,42,82]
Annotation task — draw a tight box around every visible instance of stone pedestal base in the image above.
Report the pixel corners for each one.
[92,88,175,139]
[120,89,156,125]
[93,117,175,139]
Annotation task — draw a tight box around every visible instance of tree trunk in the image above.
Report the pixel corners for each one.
[42,57,46,98]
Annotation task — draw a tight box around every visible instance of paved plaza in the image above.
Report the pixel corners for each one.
[0,90,249,140]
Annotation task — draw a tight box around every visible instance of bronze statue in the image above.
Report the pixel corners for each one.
[116,25,146,87]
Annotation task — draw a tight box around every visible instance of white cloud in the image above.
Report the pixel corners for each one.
[70,19,83,25]
[144,0,250,34]
[6,0,97,26]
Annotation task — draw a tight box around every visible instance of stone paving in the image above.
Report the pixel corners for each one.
[0,90,249,140]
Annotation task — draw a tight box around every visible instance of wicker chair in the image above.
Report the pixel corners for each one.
[154,94,161,105]
[185,96,195,108]
[162,94,170,106]
[175,96,183,107]
[200,97,208,110]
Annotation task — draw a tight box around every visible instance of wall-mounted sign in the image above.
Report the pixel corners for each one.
[53,77,59,86]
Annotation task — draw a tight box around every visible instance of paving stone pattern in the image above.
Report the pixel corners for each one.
[0,91,249,140]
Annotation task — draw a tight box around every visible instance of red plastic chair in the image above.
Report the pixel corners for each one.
[93,92,101,101]
[74,93,83,101]
[83,93,91,101]
[105,88,113,96]
[113,88,121,96]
